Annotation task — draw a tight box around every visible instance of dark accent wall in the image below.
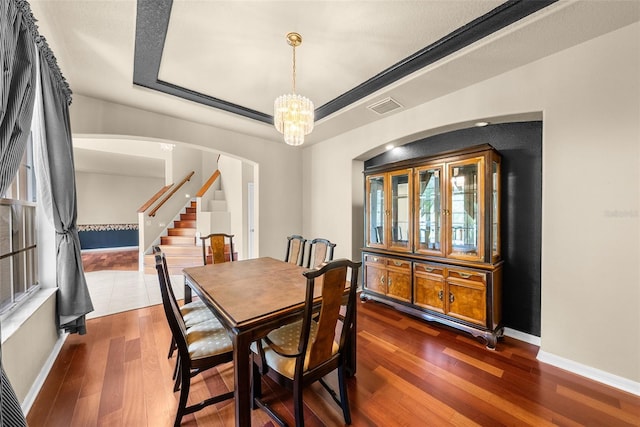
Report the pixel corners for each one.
[365,122,542,336]
[79,229,139,250]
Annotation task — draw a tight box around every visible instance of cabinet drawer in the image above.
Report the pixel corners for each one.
[448,268,486,283]
[386,258,410,270]
[364,254,386,265]
[413,262,444,276]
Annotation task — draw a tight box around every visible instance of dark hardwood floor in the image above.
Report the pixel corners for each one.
[30,251,638,426]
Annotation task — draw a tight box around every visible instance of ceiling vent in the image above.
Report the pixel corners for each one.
[367,97,403,115]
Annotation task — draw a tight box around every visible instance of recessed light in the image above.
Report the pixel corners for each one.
[475,121,489,127]
[385,144,394,151]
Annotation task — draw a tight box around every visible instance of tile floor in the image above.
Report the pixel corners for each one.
[85,270,185,319]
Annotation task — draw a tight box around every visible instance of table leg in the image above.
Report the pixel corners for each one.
[233,333,252,427]
[184,283,192,303]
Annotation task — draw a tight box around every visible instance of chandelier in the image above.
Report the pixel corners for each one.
[274,32,314,146]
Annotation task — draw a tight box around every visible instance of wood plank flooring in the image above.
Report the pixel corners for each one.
[29,251,639,426]
[81,249,138,272]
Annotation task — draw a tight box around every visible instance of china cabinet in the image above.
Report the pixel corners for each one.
[362,144,503,348]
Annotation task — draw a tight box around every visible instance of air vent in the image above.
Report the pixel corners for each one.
[367,97,403,115]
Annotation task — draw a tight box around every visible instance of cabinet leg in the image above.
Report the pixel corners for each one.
[485,334,497,350]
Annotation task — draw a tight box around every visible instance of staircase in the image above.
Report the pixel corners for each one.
[144,201,202,274]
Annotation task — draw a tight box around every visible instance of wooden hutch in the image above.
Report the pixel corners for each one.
[361,144,504,348]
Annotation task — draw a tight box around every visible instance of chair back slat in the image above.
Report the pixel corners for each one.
[154,251,189,353]
[308,266,347,368]
[285,235,306,266]
[305,238,336,268]
[200,233,235,265]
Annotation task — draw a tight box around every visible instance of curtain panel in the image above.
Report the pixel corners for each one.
[1,1,36,425]
[1,0,88,422]
[39,54,94,334]
[0,0,36,194]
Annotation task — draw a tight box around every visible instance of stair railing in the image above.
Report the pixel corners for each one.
[148,171,195,217]
[137,184,173,214]
[137,170,197,271]
[195,164,226,238]
[196,170,220,198]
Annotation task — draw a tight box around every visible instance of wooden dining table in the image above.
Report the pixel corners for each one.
[183,256,357,427]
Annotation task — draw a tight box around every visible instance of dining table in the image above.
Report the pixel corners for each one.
[182,256,357,427]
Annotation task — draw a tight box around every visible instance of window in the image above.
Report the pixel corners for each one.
[0,133,39,315]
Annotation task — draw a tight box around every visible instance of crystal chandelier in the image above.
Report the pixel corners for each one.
[274,32,314,146]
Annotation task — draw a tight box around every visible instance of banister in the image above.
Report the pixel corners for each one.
[148,171,195,217]
[196,170,221,198]
[138,184,173,213]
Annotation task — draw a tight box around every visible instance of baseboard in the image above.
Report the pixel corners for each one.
[504,327,541,346]
[537,350,640,396]
[81,246,138,253]
[21,331,69,415]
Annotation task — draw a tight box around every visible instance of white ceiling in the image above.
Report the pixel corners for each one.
[28,0,640,175]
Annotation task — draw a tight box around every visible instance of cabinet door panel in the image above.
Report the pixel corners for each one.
[365,263,386,295]
[446,157,484,262]
[389,170,412,252]
[366,174,386,248]
[447,280,486,326]
[414,272,445,313]
[414,165,444,256]
[387,269,411,302]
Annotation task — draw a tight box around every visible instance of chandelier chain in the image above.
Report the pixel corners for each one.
[292,43,296,93]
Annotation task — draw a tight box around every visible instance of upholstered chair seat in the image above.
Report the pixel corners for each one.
[186,318,233,360]
[180,300,212,327]
[252,320,338,379]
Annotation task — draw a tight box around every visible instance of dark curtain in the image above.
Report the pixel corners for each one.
[39,55,94,334]
[0,1,36,426]
[0,0,36,191]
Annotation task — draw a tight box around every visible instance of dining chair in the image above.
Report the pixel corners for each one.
[304,238,336,268]
[155,251,234,427]
[251,258,362,427]
[284,235,306,266]
[200,233,235,265]
[153,246,211,358]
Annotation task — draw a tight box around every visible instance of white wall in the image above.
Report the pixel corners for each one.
[302,22,640,386]
[218,156,244,258]
[69,95,303,260]
[76,172,164,224]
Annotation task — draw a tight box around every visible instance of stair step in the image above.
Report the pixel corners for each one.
[157,245,200,256]
[174,220,196,228]
[143,254,201,275]
[168,228,196,236]
[180,213,196,220]
[160,236,196,246]
[185,207,196,214]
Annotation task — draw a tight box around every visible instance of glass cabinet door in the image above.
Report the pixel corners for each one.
[414,165,443,255]
[389,170,412,251]
[366,174,385,247]
[446,158,484,261]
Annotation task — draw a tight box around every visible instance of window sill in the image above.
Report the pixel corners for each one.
[1,288,57,344]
